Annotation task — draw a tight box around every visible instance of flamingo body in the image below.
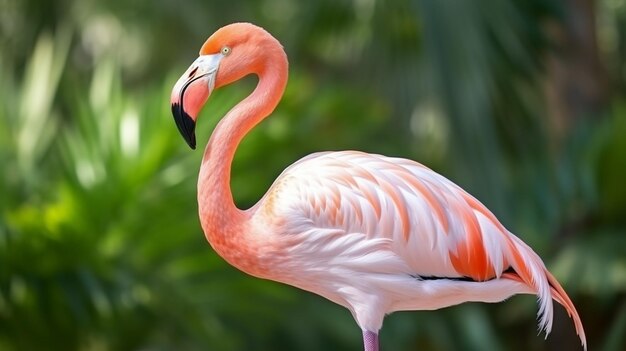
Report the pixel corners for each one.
[170,23,586,350]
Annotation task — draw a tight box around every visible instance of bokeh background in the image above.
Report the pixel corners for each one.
[1,0,625,350]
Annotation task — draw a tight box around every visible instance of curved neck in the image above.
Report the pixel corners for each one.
[198,53,288,230]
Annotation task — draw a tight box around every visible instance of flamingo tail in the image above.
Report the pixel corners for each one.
[503,236,587,350]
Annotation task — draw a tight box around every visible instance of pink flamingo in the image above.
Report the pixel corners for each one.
[170,23,586,351]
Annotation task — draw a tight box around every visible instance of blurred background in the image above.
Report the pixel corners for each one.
[1,0,625,350]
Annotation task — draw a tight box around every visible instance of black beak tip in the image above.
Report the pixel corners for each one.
[171,103,197,150]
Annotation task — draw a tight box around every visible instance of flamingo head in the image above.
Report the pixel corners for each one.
[170,23,282,149]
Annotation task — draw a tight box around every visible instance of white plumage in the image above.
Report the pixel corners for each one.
[254,151,553,334]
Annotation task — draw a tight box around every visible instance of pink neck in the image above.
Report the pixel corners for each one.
[197,55,288,233]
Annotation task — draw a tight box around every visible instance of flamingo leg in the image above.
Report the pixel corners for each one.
[363,330,379,351]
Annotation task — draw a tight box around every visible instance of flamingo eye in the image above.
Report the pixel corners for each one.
[221,46,231,56]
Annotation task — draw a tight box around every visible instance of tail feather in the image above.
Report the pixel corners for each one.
[456,194,586,349]
[503,236,587,350]
[506,236,553,333]
[545,270,587,350]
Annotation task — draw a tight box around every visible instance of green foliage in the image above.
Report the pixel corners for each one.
[0,0,625,350]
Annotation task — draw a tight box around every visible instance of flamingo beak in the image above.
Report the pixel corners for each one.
[171,54,223,149]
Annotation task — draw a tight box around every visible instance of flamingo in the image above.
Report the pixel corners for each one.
[170,23,586,351]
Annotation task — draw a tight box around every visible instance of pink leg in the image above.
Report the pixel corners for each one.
[363,330,379,351]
